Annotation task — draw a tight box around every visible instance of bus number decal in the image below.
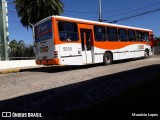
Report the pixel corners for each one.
[63,47,72,51]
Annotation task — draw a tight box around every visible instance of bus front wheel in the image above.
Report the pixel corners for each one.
[103,52,113,65]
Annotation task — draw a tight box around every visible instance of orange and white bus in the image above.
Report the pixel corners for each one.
[34,16,154,65]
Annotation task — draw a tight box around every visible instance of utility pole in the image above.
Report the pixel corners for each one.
[98,0,103,22]
[0,0,9,60]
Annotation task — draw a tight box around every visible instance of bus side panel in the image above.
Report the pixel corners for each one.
[53,18,84,65]
[93,41,120,62]
[59,43,83,65]
[94,41,151,61]
[118,42,137,59]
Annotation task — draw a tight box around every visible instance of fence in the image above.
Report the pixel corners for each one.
[153,39,160,55]
[153,46,160,55]
[0,43,35,60]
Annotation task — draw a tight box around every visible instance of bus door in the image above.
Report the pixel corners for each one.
[80,29,93,64]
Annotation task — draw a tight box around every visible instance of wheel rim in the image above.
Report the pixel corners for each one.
[144,51,149,58]
[106,56,110,63]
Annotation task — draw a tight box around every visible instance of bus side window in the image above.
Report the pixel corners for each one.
[143,32,149,42]
[58,21,79,41]
[118,28,128,41]
[107,27,118,41]
[94,26,106,41]
[136,31,143,42]
[128,30,136,41]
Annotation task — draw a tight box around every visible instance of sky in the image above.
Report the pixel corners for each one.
[7,0,160,44]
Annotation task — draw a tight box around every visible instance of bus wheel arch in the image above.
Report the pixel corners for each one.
[144,49,149,59]
[103,51,113,65]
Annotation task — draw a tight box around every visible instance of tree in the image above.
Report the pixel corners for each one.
[16,40,25,58]
[24,45,35,58]
[9,40,33,60]
[9,40,18,59]
[13,0,64,29]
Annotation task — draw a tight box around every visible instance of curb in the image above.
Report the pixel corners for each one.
[0,66,44,74]
[0,69,21,74]
[0,65,65,74]
[0,55,159,74]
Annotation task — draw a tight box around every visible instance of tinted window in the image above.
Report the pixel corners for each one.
[143,32,149,42]
[136,31,143,42]
[94,26,106,41]
[119,28,128,41]
[107,27,118,41]
[128,30,136,41]
[58,21,78,41]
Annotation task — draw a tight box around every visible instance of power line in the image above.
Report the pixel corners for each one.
[107,0,160,13]
[110,8,160,23]
[5,1,160,24]
[65,10,98,14]
[65,0,92,11]
[106,1,160,19]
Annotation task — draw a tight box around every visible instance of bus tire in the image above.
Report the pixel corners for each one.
[144,49,149,59]
[103,52,113,65]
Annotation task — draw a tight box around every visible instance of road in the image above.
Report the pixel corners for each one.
[0,56,160,119]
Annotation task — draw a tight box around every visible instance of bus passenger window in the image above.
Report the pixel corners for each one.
[94,26,106,41]
[119,28,128,41]
[107,27,118,41]
[58,21,78,41]
[143,32,149,42]
[136,31,143,42]
[128,30,136,41]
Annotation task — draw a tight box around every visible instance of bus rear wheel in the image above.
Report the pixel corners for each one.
[144,49,149,59]
[103,52,113,65]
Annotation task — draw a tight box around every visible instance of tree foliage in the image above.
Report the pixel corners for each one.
[13,0,64,29]
[9,40,35,60]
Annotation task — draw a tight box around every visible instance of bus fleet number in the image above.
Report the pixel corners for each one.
[63,47,72,51]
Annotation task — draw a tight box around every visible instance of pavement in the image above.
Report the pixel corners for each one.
[0,60,43,74]
[0,55,159,74]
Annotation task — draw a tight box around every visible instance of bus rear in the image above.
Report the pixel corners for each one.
[34,17,59,65]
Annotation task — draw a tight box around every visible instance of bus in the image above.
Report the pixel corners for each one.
[34,16,154,65]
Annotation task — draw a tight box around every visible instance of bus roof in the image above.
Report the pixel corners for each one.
[35,15,153,32]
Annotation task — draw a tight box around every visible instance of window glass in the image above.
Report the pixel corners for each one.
[143,32,149,42]
[107,27,118,41]
[80,32,85,51]
[136,31,143,42]
[94,26,106,41]
[128,30,136,41]
[86,32,91,50]
[58,21,78,41]
[119,28,128,41]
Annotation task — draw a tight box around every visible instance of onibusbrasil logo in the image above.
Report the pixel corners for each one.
[2,112,42,118]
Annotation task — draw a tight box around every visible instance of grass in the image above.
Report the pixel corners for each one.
[68,74,160,120]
